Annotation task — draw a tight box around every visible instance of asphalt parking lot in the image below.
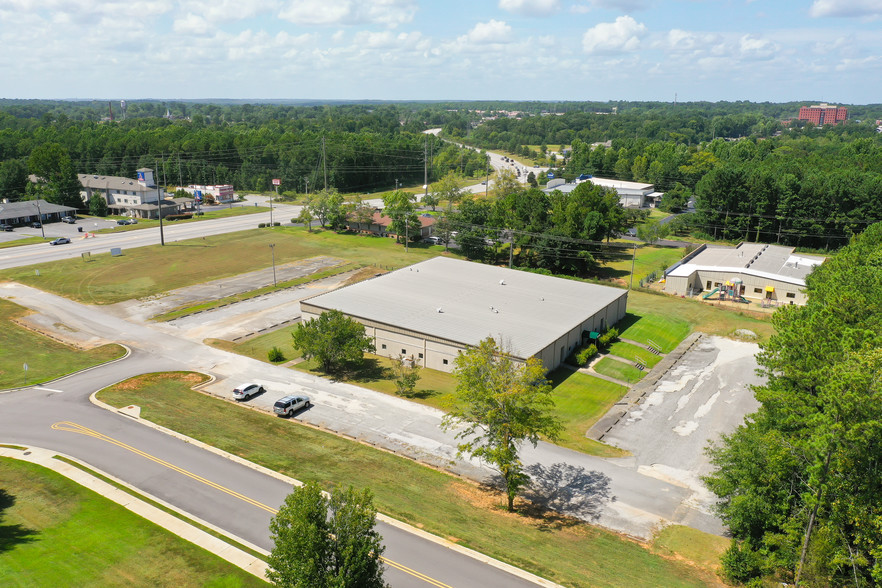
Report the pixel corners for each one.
[601,336,763,518]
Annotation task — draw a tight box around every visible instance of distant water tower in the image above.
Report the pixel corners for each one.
[120,100,127,120]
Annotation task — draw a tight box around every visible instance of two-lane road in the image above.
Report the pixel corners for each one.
[0,353,547,588]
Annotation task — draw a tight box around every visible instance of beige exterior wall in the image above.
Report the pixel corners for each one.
[301,292,628,374]
[664,270,808,305]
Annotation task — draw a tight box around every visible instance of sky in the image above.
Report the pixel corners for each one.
[1,0,880,104]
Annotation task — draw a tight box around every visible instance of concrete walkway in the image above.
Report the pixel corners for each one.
[0,445,269,581]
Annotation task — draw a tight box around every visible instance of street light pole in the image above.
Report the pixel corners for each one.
[270,243,277,287]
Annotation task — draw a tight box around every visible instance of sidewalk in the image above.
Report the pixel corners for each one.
[0,445,269,580]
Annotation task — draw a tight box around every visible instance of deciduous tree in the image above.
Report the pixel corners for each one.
[292,310,375,373]
[443,337,562,511]
[268,482,387,588]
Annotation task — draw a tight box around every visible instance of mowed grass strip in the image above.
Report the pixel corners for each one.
[0,299,125,389]
[0,457,266,588]
[594,357,646,384]
[608,341,662,368]
[547,369,629,457]
[617,310,692,353]
[0,228,455,304]
[96,373,716,588]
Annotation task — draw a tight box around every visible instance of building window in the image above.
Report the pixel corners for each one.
[786,292,796,299]
[418,353,423,359]
[706,280,712,290]
[754,288,762,294]
[381,344,386,350]
[443,359,448,365]
[401,349,406,355]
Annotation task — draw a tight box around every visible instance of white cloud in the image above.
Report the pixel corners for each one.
[498,0,560,17]
[462,19,513,44]
[809,0,882,19]
[582,15,646,54]
[739,34,776,59]
[570,0,647,13]
[664,29,721,54]
[278,0,417,27]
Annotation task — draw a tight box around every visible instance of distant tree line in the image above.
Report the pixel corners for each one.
[0,102,487,205]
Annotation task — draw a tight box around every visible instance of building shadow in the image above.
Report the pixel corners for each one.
[521,462,614,523]
[0,488,38,552]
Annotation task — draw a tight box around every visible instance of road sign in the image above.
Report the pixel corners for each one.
[23,363,28,371]
[272,178,281,186]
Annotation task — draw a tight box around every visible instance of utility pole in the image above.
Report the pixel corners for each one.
[33,201,45,239]
[628,243,637,290]
[157,156,165,246]
[423,136,429,203]
[305,178,309,195]
[485,162,490,198]
[508,230,514,269]
[322,136,328,191]
[269,243,277,287]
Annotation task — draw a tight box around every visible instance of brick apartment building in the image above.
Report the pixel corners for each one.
[798,103,848,126]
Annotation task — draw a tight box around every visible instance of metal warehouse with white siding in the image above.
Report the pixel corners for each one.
[299,257,628,373]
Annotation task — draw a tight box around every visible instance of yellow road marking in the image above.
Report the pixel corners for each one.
[52,421,455,588]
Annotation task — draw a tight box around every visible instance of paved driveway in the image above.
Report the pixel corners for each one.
[600,336,763,518]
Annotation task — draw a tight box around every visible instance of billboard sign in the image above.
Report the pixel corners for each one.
[272,178,281,186]
[137,171,146,182]
[194,190,203,202]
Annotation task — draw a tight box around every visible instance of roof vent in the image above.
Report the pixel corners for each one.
[499,279,505,285]
[436,307,443,313]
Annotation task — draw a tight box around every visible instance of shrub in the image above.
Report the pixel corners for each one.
[267,346,286,363]
[577,344,598,365]
[258,222,266,228]
[597,327,619,349]
[720,540,763,585]
[274,222,281,226]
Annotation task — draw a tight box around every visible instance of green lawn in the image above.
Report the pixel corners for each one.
[0,299,125,389]
[0,457,265,587]
[608,341,662,368]
[0,228,458,305]
[594,358,646,384]
[547,369,629,457]
[96,373,718,588]
[0,236,46,249]
[617,311,692,353]
[596,244,685,286]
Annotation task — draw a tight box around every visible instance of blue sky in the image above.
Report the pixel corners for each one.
[1,0,880,103]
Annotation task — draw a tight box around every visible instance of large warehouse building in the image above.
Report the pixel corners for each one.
[300,257,628,373]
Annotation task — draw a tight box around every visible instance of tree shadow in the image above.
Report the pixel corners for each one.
[521,463,614,524]
[334,357,390,383]
[0,488,38,553]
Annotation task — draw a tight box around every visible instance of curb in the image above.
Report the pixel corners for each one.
[0,344,132,395]
[0,444,269,581]
[88,390,564,588]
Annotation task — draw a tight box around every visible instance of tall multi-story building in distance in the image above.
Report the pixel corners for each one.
[798,103,848,126]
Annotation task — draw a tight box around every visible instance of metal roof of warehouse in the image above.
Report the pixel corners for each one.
[302,257,627,359]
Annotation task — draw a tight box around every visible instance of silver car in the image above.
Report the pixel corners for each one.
[273,395,311,417]
[232,383,264,401]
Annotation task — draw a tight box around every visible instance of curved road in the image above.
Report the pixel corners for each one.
[0,350,544,588]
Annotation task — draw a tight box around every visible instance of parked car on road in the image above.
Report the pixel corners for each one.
[273,395,311,417]
[61,216,76,224]
[232,383,264,401]
[425,236,444,245]
[116,218,137,225]
[0,224,12,231]
[31,221,42,228]
[49,237,71,245]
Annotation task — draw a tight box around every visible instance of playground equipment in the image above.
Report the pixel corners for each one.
[703,278,750,303]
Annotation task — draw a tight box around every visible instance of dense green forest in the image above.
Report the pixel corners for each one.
[2,99,882,250]
[0,101,487,201]
[705,222,882,586]
[450,105,882,250]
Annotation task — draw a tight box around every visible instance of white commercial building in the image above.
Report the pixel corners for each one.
[545,176,662,208]
[300,257,628,373]
[78,168,163,218]
[663,242,826,306]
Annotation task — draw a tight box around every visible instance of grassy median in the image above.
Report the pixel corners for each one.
[96,372,723,588]
[0,299,125,389]
[0,457,265,587]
